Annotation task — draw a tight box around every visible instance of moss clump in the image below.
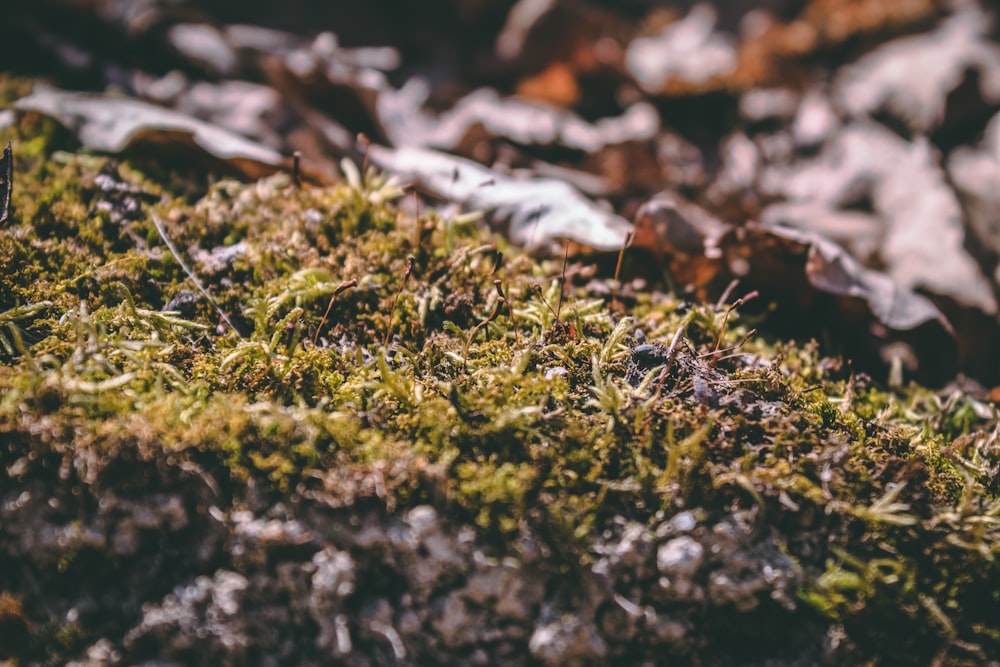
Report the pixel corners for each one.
[1,92,998,665]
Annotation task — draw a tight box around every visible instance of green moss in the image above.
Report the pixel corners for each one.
[40,621,90,661]
[2,86,999,663]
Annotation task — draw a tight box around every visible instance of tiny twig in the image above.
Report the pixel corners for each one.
[556,240,569,320]
[384,256,415,347]
[151,214,242,337]
[654,322,687,391]
[494,279,519,345]
[248,357,277,390]
[313,279,358,347]
[710,291,759,358]
[0,142,12,226]
[707,376,767,387]
[701,328,758,365]
[532,283,561,324]
[463,296,505,370]
[291,151,302,189]
[611,230,633,312]
[411,187,422,248]
[358,133,371,182]
[715,278,740,310]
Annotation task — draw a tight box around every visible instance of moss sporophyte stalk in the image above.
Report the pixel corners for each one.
[1,103,998,664]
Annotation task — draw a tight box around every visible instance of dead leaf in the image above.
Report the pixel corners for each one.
[279,31,399,139]
[752,224,959,384]
[516,61,581,107]
[792,88,839,147]
[635,192,946,331]
[765,225,946,332]
[802,0,940,43]
[172,80,286,150]
[495,0,560,62]
[739,87,799,125]
[761,122,996,315]
[167,23,238,77]
[378,86,658,156]
[835,6,1000,133]
[949,110,1000,285]
[760,201,881,263]
[368,144,632,253]
[633,193,727,298]
[626,4,737,94]
[703,132,761,219]
[633,193,957,382]
[15,88,286,179]
[0,142,11,226]
[633,192,727,259]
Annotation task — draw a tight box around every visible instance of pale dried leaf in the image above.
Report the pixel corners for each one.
[762,122,996,314]
[761,201,882,262]
[378,85,658,154]
[772,225,946,331]
[15,88,285,178]
[626,3,737,93]
[836,6,1000,133]
[168,23,238,77]
[949,110,1000,261]
[495,0,559,61]
[793,89,839,147]
[369,145,631,252]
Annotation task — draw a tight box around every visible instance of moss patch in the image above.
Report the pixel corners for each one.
[1,85,999,665]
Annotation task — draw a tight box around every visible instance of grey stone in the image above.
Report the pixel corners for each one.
[657,536,704,578]
[529,616,608,666]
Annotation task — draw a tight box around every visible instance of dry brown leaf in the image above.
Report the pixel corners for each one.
[760,202,881,262]
[516,61,580,107]
[167,23,238,77]
[635,193,957,382]
[635,192,946,329]
[734,224,958,384]
[802,0,940,43]
[172,80,286,150]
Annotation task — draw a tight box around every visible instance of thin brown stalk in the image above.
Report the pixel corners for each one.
[709,291,759,360]
[463,297,505,370]
[313,279,358,347]
[291,151,302,189]
[610,231,633,312]
[384,256,415,347]
[494,279,519,345]
[556,240,569,320]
